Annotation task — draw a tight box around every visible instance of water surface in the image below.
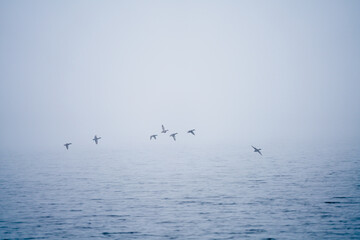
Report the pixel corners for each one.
[1,145,359,239]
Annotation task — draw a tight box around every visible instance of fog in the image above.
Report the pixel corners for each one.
[1,0,360,152]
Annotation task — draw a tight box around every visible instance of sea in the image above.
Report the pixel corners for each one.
[1,143,359,239]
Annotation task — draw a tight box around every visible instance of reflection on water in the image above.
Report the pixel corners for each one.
[1,145,359,239]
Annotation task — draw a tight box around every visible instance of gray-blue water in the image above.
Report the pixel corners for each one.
[1,144,359,239]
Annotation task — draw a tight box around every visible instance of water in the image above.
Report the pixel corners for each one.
[1,144,359,239]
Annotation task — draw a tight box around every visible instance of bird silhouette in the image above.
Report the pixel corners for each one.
[161,125,169,133]
[64,143,72,150]
[252,146,262,155]
[187,129,195,135]
[170,133,178,141]
[93,135,101,144]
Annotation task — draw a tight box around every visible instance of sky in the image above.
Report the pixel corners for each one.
[0,0,360,151]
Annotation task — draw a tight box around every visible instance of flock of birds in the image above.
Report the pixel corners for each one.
[150,125,195,141]
[63,124,263,155]
[64,135,101,150]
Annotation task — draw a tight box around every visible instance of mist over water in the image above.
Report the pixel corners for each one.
[1,1,360,239]
[1,1,360,151]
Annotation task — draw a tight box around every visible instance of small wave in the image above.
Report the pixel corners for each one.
[102,231,138,235]
[178,200,197,204]
[325,201,360,204]
[214,202,237,206]
[245,228,267,234]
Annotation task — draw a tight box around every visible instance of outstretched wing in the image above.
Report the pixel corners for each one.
[162,125,165,131]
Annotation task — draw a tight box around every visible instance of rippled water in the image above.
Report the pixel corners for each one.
[1,144,359,239]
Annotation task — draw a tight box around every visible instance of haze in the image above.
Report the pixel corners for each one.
[1,0,360,152]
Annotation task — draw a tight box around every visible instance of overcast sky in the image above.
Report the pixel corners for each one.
[1,0,360,151]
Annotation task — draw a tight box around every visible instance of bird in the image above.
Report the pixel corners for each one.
[161,125,169,133]
[170,133,178,141]
[252,146,262,155]
[64,143,72,150]
[187,129,196,135]
[150,134,157,140]
[93,135,101,144]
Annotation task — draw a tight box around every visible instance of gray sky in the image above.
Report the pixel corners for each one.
[1,0,360,151]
